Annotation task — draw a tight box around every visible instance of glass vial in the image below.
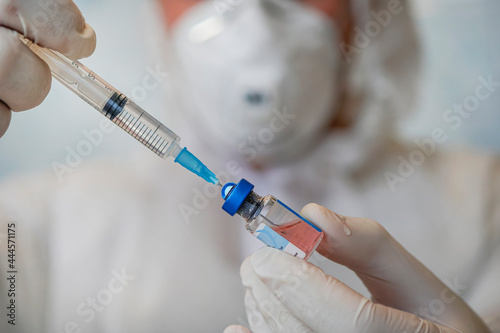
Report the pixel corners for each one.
[221,179,323,260]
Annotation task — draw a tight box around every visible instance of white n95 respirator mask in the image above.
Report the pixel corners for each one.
[171,0,341,166]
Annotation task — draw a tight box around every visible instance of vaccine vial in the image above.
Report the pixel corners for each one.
[221,179,324,260]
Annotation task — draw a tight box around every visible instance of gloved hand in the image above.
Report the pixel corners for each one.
[0,0,96,137]
[224,203,491,333]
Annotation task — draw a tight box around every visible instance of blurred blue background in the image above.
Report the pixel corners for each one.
[0,0,499,179]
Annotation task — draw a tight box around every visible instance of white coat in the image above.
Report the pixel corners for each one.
[1,0,499,332]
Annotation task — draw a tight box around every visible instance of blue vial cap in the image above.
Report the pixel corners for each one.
[221,179,254,216]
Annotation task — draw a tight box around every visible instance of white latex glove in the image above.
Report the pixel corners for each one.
[224,203,491,333]
[0,0,96,137]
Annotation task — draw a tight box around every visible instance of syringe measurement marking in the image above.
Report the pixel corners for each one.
[101,93,172,156]
[152,137,169,155]
[150,135,161,151]
[136,126,148,142]
[139,127,150,141]
[150,129,163,146]
[145,128,154,139]
[151,125,160,137]
[132,124,144,138]
[119,113,132,127]
[158,140,169,154]
[150,135,159,147]
[136,124,146,138]
[124,114,135,129]
[129,113,143,132]
[122,116,168,155]
[144,128,159,146]
[142,129,152,142]
[154,137,168,154]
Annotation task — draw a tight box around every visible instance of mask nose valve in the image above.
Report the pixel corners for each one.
[245,91,266,106]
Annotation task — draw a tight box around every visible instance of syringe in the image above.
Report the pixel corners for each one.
[21,37,218,185]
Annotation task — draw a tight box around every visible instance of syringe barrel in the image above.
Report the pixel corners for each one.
[26,41,181,159]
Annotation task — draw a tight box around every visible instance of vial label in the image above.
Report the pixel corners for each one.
[254,224,306,259]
